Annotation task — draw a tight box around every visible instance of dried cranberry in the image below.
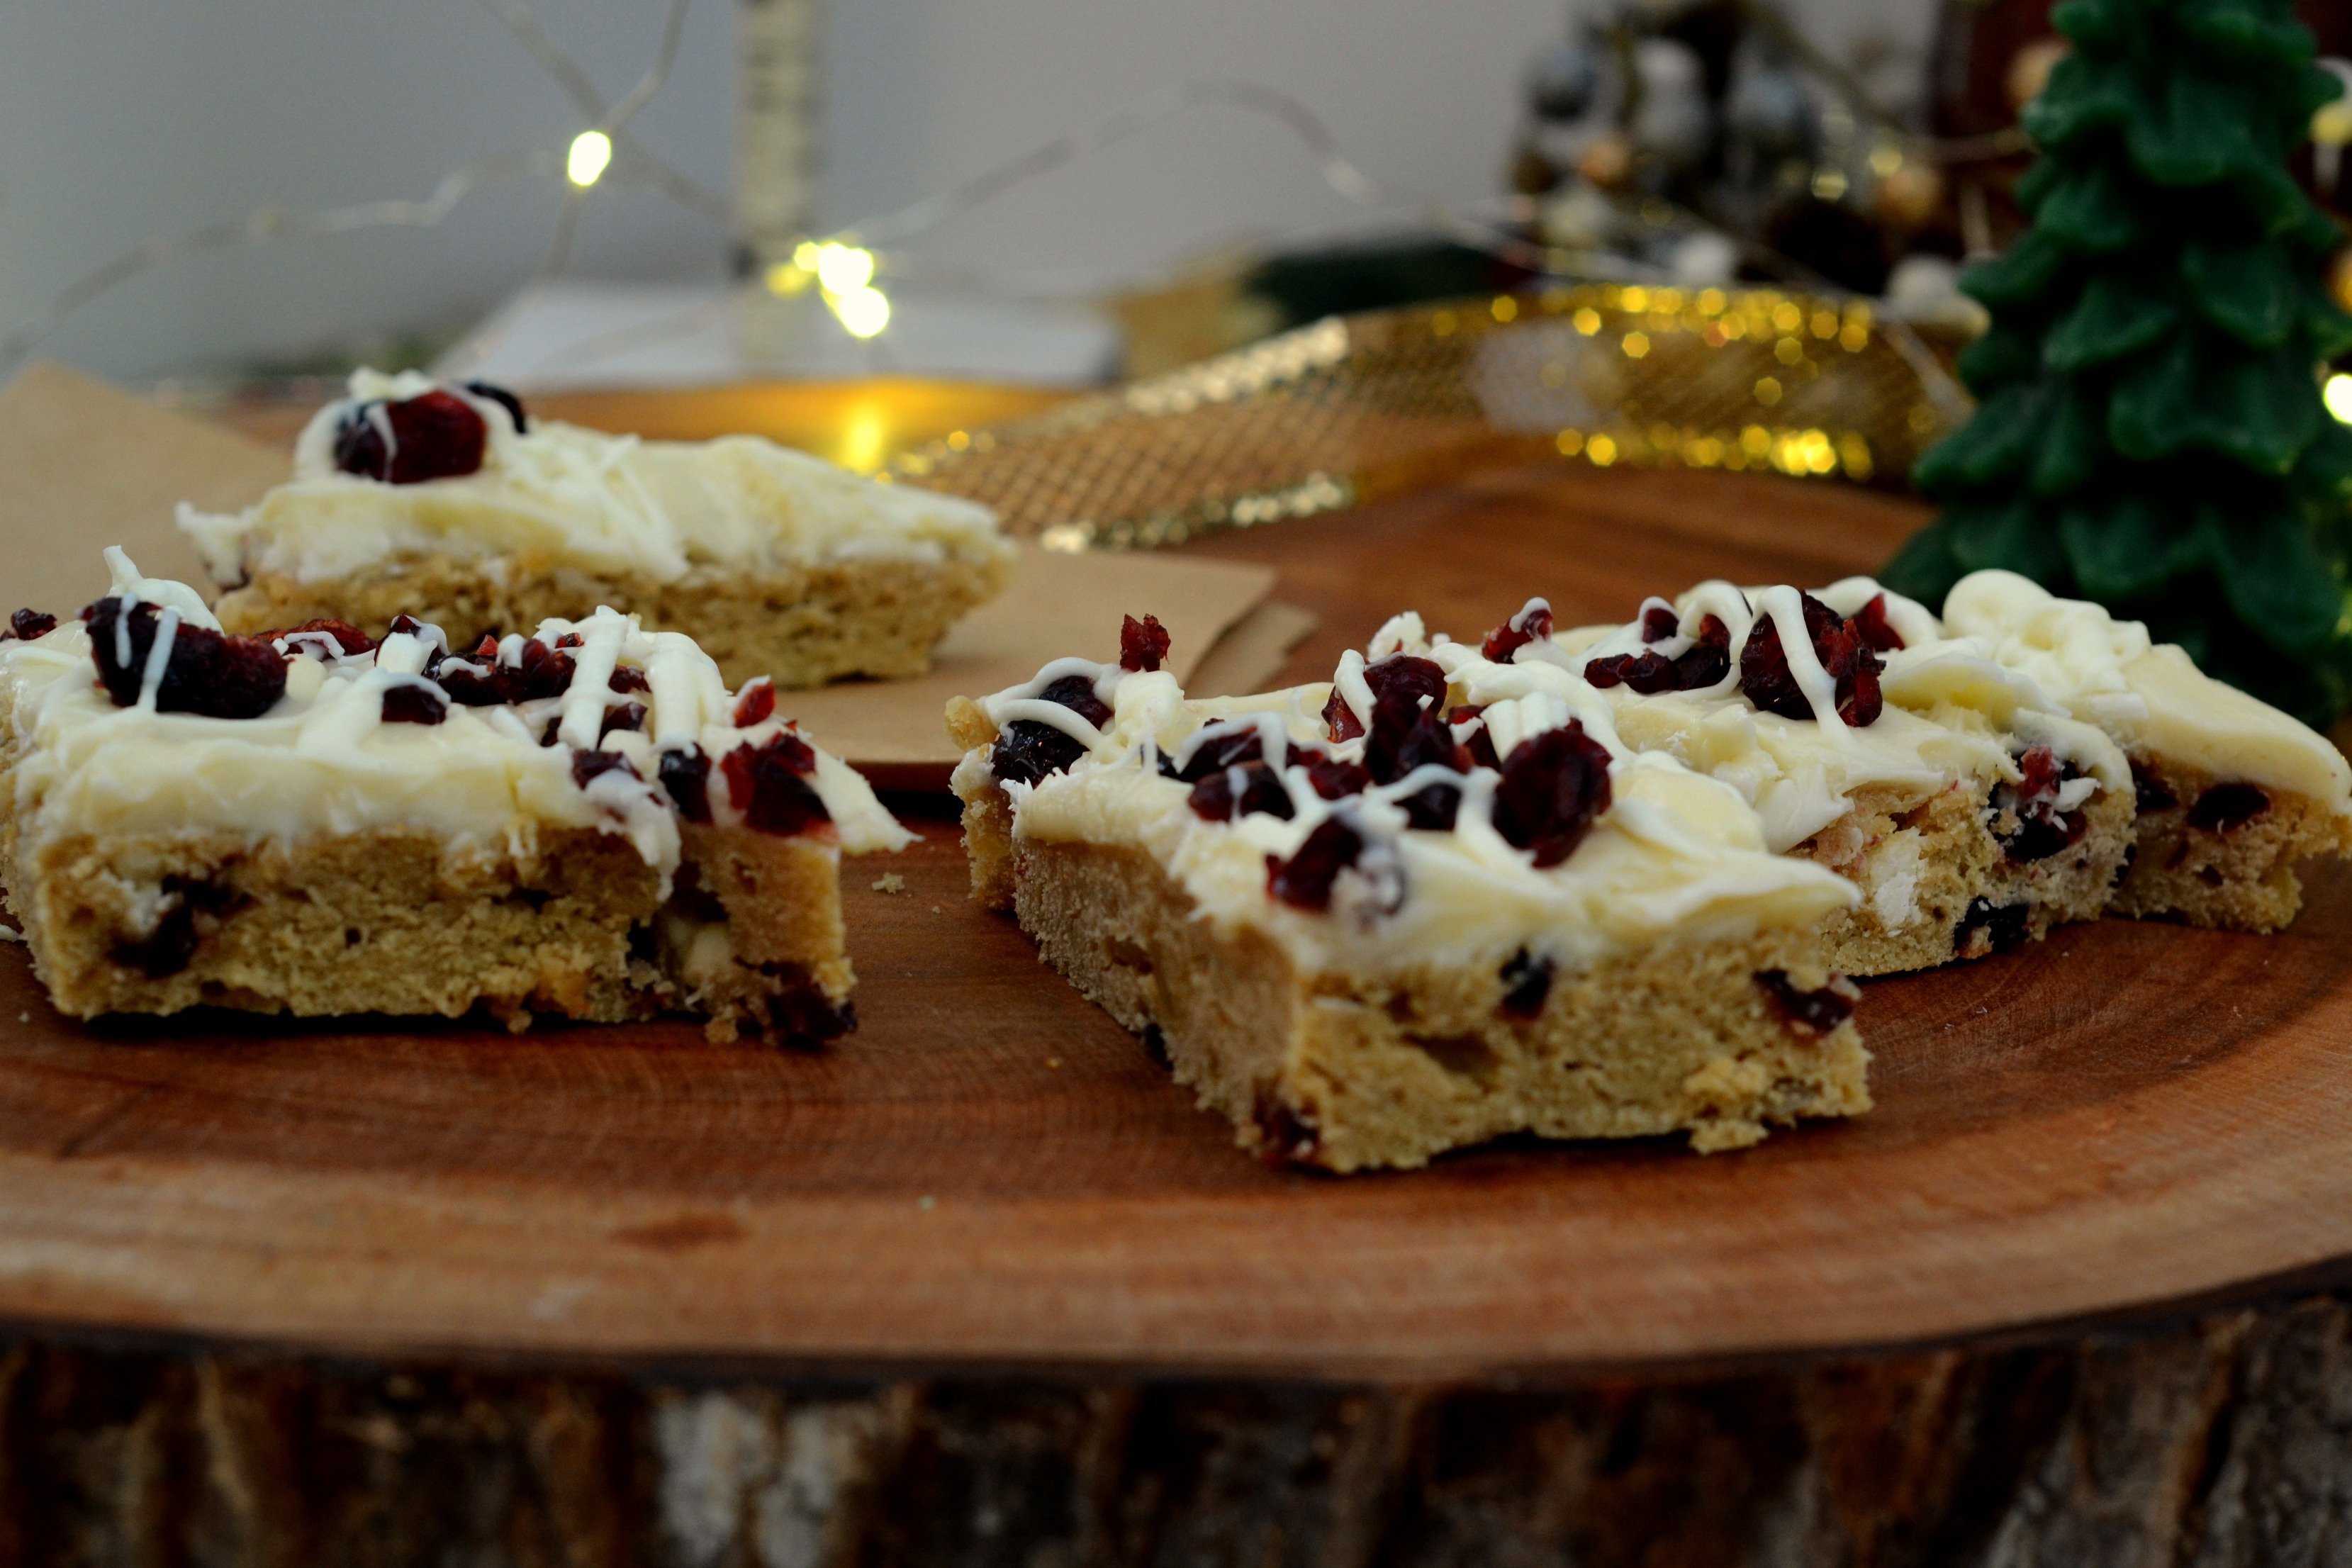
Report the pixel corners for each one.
[463,379,528,433]
[608,664,650,696]
[722,732,832,836]
[1584,649,1682,693]
[1365,689,1469,787]
[733,676,777,728]
[1395,780,1462,831]
[1480,598,1555,663]
[1498,949,1555,1019]
[1738,593,1883,726]
[1266,817,1367,911]
[554,632,586,651]
[1854,593,1906,653]
[269,617,376,659]
[659,744,713,822]
[1491,722,1614,868]
[1754,970,1858,1034]
[1172,722,1265,783]
[435,659,501,705]
[1304,756,1371,800]
[380,683,447,725]
[111,875,238,978]
[2,609,57,642]
[1449,705,1501,770]
[83,598,286,719]
[2130,759,2177,813]
[1188,761,1296,823]
[1254,1091,1322,1165]
[1036,673,1112,729]
[1362,654,1447,714]
[1120,613,1172,672]
[571,749,639,789]
[601,700,647,737]
[992,722,1089,787]
[2186,783,2268,832]
[1994,746,2088,864]
[1674,615,1732,688]
[1322,688,1365,742]
[1640,603,1680,643]
[331,390,488,485]
[1955,897,2030,957]
[511,639,576,701]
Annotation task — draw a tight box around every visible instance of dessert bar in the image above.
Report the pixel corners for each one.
[951,615,1869,1169]
[182,371,1014,690]
[0,551,909,1041]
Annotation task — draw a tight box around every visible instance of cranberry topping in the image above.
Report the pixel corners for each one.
[1491,722,1614,867]
[1994,745,2089,864]
[380,683,447,725]
[1583,649,1684,694]
[1365,688,1470,786]
[571,749,639,789]
[83,598,286,719]
[1167,722,1265,783]
[990,674,1111,787]
[1497,949,1555,1019]
[659,744,712,822]
[722,732,832,836]
[1188,761,1296,823]
[2186,783,2269,832]
[2,609,57,642]
[733,676,777,729]
[1322,688,1365,742]
[1853,593,1906,653]
[1480,598,1555,663]
[1639,603,1680,643]
[1449,705,1501,770]
[269,617,376,660]
[608,664,650,696]
[1119,613,1172,672]
[1363,654,1447,715]
[554,632,586,650]
[2130,759,2177,813]
[1737,593,1883,726]
[1955,897,2030,957]
[1304,756,1372,800]
[462,379,528,434]
[1754,970,1859,1034]
[331,389,488,485]
[1267,817,1367,911]
[441,637,577,707]
[601,700,647,737]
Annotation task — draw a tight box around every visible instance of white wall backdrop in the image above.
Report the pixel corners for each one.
[0,0,1937,383]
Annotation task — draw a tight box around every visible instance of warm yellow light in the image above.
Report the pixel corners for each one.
[2326,374,2352,425]
[764,260,813,297]
[566,130,613,188]
[814,242,877,294]
[832,284,891,339]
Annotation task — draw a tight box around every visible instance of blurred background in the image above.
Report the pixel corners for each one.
[4,0,2267,384]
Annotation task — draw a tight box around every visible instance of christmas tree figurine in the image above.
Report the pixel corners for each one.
[1885,0,2352,727]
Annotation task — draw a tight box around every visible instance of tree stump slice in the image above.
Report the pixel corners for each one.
[5,447,2350,1564]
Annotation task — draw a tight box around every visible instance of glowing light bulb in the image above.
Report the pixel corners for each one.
[566,130,613,188]
[814,242,877,294]
[832,284,891,339]
[2326,373,2352,425]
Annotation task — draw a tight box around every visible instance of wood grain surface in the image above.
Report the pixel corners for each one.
[3,459,2348,1379]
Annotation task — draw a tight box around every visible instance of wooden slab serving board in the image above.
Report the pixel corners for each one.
[1,458,2347,1379]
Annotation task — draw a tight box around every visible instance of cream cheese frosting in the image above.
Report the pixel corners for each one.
[0,557,909,894]
[961,639,1857,976]
[1550,581,2129,853]
[1940,570,2352,807]
[179,369,1012,588]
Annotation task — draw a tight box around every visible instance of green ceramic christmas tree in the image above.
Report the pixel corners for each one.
[1884,0,2352,727]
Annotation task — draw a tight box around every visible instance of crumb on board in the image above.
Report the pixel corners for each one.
[870,873,907,895]
[930,904,943,914]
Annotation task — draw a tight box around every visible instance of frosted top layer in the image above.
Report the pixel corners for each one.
[179,369,1010,587]
[958,619,1856,975]
[1941,571,2352,807]
[0,553,910,890]
[1559,578,2129,853]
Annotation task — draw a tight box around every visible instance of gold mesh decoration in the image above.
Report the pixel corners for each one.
[889,284,1971,551]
